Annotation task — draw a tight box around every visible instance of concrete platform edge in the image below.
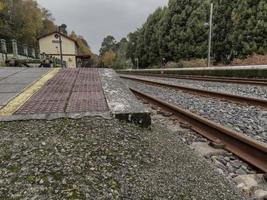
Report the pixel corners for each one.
[99,68,151,127]
[0,112,112,122]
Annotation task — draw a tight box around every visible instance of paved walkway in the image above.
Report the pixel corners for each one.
[16,68,108,115]
[0,67,50,109]
[0,68,149,126]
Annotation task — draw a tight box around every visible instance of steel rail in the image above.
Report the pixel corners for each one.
[171,75,267,86]
[120,75,267,108]
[130,87,267,172]
[120,72,267,86]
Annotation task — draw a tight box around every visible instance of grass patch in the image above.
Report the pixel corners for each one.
[8,165,21,173]
[26,175,35,183]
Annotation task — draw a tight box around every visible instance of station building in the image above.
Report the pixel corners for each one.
[38,31,89,68]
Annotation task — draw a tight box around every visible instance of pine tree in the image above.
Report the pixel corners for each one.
[232,0,267,58]
[125,0,267,67]
[167,0,209,61]
[212,0,237,64]
[143,8,164,66]
[126,31,139,66]
[113,38,130,69]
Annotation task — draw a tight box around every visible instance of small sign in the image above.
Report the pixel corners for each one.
[52,40,60,44]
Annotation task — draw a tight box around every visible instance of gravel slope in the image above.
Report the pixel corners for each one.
[128,75,267,100]
[124,79,267,143]
[0,117,245,199]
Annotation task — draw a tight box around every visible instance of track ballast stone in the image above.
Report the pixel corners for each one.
[0,118,244,199]
[130,75,267,100]
[124,79,267,143]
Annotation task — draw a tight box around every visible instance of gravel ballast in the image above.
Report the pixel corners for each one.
[124,79,267,143]
[126,75,267,100]
[0,117,245,199]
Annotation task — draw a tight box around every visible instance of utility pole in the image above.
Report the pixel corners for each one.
[207,3,213,67]
[58,24,67,68]
[58,28,64,68]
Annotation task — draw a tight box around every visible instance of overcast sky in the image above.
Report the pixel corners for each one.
[36,0,168,54]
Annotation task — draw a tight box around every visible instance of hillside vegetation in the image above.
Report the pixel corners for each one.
[128,0,267,68]
[99,0,267,69]
[0,0,92,56]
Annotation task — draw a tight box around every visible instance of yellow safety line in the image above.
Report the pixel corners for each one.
[0,68,60,116]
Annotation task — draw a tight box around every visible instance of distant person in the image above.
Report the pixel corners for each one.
[39,58,51,68]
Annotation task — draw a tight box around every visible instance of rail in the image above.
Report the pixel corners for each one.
[120,75,267,108]
[130,87,267,172]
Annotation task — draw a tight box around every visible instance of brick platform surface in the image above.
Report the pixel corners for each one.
[16,68,108,115]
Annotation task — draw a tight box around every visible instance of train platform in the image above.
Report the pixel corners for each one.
[0,67,150,126]
[0,67,248,199]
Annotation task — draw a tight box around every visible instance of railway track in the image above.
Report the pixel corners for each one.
[129,87,267,172]
[120,73,267,86]
[175,75,267,86]
[120,75,267,108]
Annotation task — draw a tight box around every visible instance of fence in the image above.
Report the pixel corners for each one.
[0,39,39,66]
[0,39,67,68]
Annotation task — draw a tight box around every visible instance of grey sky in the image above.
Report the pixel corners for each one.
[37,0,168,54]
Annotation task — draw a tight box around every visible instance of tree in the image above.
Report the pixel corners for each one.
[12,0,43,45]
[70,31,92,55]
[212,0,237,64]
[0,0,4,11]
[167,0,209,61]
[39,8,57,36]
[143,8,165,66]
[113,37,131,69]
[0,0,92,57]
[124,0,267,67]
[126,31,139,67]
[232,0,267,58]
[157,7,173,61]
[101,49,116,67]
[99,35,116,56]
[0,0,14,39]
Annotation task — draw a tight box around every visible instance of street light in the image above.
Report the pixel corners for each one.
[207,3,213,67]
[135,58,139,69]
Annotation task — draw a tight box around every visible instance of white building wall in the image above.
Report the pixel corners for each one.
[39,33,77,68]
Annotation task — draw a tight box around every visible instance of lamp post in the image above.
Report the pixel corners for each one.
[207,3,213,67]
[135,58,139,69]
[57,24,67,68]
